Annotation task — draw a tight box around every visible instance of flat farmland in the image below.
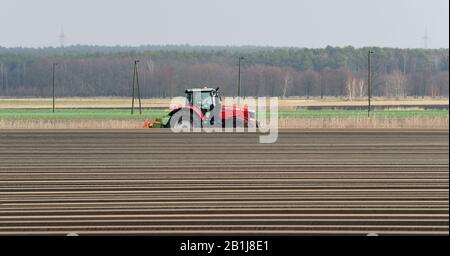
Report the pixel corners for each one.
[0,97,448,129]
[0,129,448,235]
[0,97,448,109]
[0,108,448,129]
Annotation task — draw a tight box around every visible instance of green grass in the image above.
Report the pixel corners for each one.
[0,109,167,120]
[275,109,449,118]
[0,108,447,121]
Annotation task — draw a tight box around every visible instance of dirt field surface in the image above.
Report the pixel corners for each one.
[0,129,448,235]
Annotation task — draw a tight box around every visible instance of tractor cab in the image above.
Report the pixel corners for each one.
[185,87,221,123]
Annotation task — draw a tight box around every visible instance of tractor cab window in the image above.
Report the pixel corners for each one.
[200,92,213,110]
[185,93,193,106]
[191,91,203,108]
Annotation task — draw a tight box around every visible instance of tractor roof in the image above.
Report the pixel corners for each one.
[185,87,216,93]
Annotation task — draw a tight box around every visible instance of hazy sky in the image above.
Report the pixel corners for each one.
[1,0,448,48]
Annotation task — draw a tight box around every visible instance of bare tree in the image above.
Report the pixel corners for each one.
[345,75,358,101]
[358,79,365,98]
[384,71,407,98]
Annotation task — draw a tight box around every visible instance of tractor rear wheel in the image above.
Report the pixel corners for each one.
[168,111,201,130]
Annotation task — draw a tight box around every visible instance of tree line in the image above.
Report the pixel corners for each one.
[0,45,448,99]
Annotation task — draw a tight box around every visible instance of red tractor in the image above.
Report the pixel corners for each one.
[144,87,258,129]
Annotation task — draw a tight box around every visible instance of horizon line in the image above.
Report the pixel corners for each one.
[1,44,448,50]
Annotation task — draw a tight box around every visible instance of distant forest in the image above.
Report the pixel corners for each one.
[0,45,448,98]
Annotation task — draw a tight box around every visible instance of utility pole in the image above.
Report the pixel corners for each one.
[52,63,57,113]
[237,56,244,103]
[131,61,136,115]
[368,51,374,117]
[136,60,142,115]
[1,63,7,95]
[0,63,3,94]
[131,60,142,115]
[4,67,7,95]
